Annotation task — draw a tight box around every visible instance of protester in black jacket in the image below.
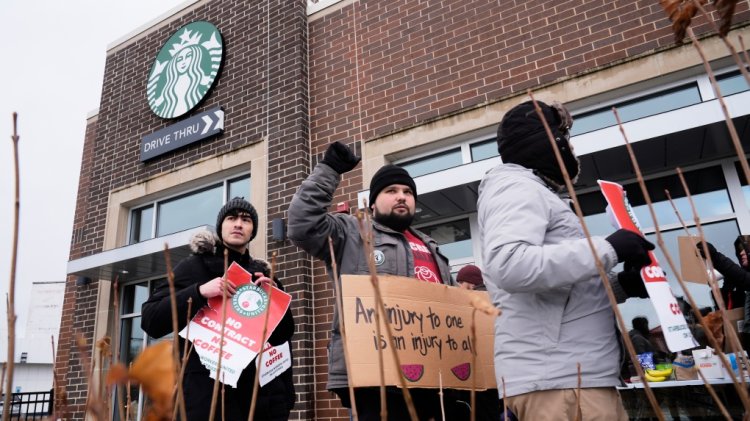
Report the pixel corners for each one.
[141,197,295,421]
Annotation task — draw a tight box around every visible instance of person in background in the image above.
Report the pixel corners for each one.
[477,100,654,420]
[456,264,487,291]
[629,316,655,356]
[141,197,295,421]
[287,142,455,420]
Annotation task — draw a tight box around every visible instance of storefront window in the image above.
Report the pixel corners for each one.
[717,70,750,96]
[128,175,250,244]
[400,148,462,178]
[416,218,473,262]
[470,139,498,162]
[571,83,702,136]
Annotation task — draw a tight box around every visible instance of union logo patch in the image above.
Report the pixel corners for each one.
[231,284,269,318]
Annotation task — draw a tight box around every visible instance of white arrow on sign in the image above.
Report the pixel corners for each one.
[201,110,225,135]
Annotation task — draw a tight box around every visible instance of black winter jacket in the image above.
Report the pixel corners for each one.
[141,231,295,421]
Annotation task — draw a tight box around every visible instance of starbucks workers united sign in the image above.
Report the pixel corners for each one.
[147,21,223,119]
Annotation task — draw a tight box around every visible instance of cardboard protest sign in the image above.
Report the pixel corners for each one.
[180,262,292,387]
[341,275,497,390]
[678,236,710,284]
[599,180,697,352]
[259,341,292,387]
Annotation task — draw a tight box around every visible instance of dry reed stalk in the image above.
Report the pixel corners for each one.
[674,169,750,410]
[575,363,583,421]
[248,252,277,420]
[222,376,226,421]
[357,207,419,421]
[163,244,187,420]
[527,92,664,420]
[208,249,230,421]
[2,113,20,421]
[112,275,126,421]
[126,374,132,421]
[173,299,195,421]
[687,27,750,186]
[327,237,359,420]
[77,335,107,420]
[439,371,445,421]
[470,309,477,421]
[696,367,733,420]
[693,1,750,85]
[738,35,750,68]
[616,106,749,410]
[50,334,69,420]
[501,377,507,420]
[614,105,744,373]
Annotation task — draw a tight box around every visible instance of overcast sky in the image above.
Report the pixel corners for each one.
[0,0,186,335]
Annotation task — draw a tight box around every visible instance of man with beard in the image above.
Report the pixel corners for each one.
[477,100,654,420]
[288,142,455,420]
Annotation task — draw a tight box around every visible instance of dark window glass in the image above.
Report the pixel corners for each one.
[417,219,472,261]
[400,148,463,178]
[717,71,750,96]
[156,184,222,236]
[571,84,701,135]
[470,139,499,162]
[129,206,154,243]
[228,175,251,200]
[121,282,150,315]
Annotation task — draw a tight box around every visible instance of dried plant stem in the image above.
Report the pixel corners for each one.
[674,170,750,410]
[125,376,132,421]
[693,1,750,86]
[696,367,732,420]
[470,309,477,421]
[249,253,277,420]
[78,335,106,420]
[615,105,750,392]
[327,237,359,420]
[174,299,195,421]
[687,27,750,186]
[209,249,230,421]
[527,92,664,421]
[112,276,126,421]
[501,377,507,420]
[2,113,20,421]
[439,371,445,421]
[739,35,750,69]
[163,244,187,420]
[575,363,583,421]
[357,209,419,421]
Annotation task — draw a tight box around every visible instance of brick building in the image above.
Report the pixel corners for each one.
[61,0,750,419]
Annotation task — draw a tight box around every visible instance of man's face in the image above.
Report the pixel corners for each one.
[372,184,415,231]
[221,212,254,252]
[741,249,748,268]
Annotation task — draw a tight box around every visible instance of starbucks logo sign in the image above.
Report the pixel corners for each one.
[232,284,269,318]
[147,21,223,119]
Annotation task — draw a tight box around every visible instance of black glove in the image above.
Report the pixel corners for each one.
[618,269,648,299]
[321,141,361,174]
[605,229,655,266]
[696,241,717,261]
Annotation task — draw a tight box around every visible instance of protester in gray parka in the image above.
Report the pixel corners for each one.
[288,142,455,420]
[478,100,654,420]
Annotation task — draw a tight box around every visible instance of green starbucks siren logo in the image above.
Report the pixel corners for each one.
[232,284,269,318]
[147,21,223,119]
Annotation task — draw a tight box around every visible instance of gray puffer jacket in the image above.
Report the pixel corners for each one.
[288,163,455,390]
[477,163,627,398]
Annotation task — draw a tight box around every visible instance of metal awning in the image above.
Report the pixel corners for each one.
[67,225,211,281]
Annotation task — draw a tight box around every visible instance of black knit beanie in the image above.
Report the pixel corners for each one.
[496,100,579,186]
[216,197,259,242]
[368,165,417,207]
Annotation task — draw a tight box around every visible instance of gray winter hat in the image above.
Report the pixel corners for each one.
[215,197,259,242]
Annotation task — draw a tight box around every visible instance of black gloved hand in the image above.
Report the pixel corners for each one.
[321,141,361,174]
[696,241,717,260]
[605,229,655,266]
[618,269,648,299]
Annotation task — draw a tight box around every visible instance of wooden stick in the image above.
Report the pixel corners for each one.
[209,249,230,421]
[696,367,732,420]
[357,207,419,421]
[112,275,126,421]
[674,169,750,411]
[573,362,581,421]
[249,253,277,420]
[2,113,20,421]
[470,309,477,421]
[693,0,750,86]
[327,237,359,420]
[501,377,507,420]
[439,371,445,421]
[173,299,194,421]
[527,92,664,420]
[738,35,750,70]
[163,244,187,420]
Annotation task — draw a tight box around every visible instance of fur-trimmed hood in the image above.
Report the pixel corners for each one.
[188,229,270,271]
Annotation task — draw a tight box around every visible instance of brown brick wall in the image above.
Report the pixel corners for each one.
[60,0,313,418]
